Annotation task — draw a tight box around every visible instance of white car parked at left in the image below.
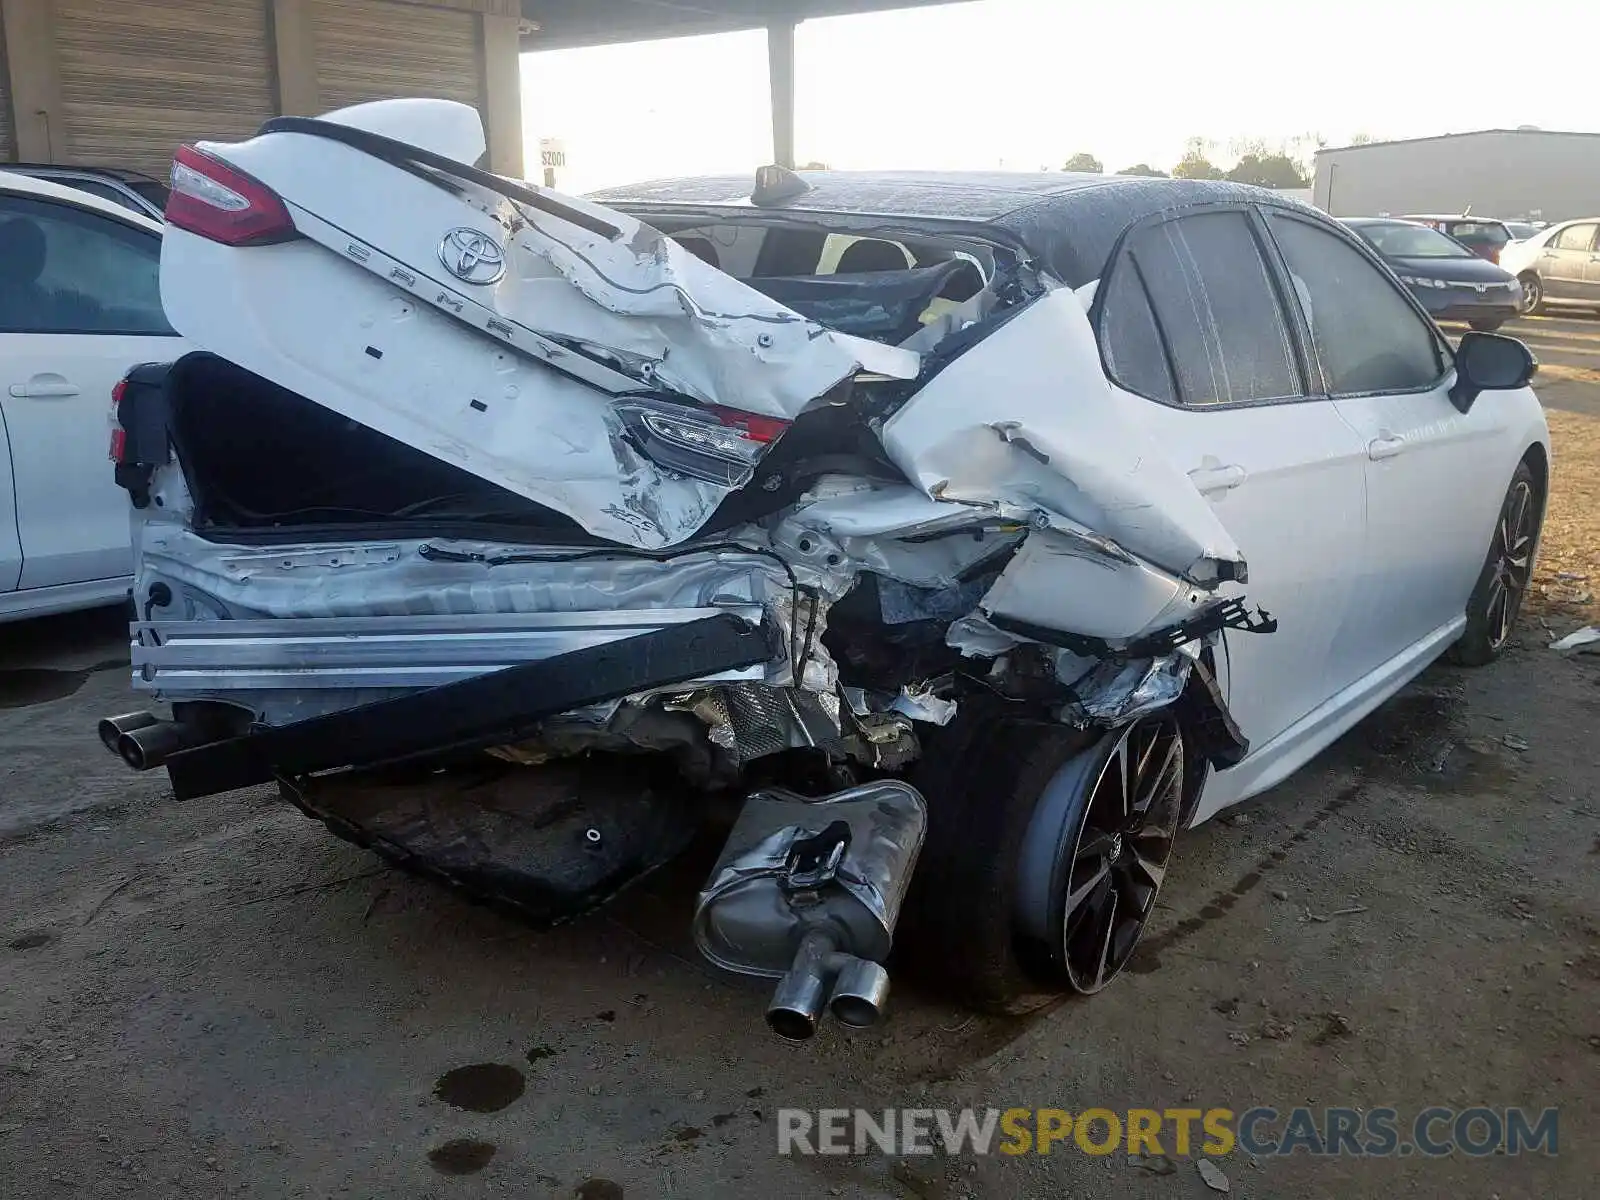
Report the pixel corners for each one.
[0,171,184,623]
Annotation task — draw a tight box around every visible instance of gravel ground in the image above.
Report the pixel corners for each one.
[2,318,1597,1199]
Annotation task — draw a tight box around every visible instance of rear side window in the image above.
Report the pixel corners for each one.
[1268,214,1445,396]
[1098,257,1177,405]
[0,194,171,335]
[1555,223,1597,251]
[1100,210,1302,407]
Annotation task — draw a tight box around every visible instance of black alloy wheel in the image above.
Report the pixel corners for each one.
[1016,713,1186,994]
[1451,459,1542,666]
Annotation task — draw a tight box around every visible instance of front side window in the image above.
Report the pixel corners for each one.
[0,195,171,335]
[1099,209,1302,407]
[1268,213,1446,397]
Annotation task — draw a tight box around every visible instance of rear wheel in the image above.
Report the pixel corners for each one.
[1014,714,1186,994]
[1518,273,1543,315]
[1450,459,1542,666]
[900,708,1186,1013]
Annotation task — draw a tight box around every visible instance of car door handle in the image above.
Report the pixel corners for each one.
[9,374,80,399]
[1187,463,1247,493]
[1367,435,1406,460]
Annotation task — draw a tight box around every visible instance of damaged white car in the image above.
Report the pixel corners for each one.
[101,100,1549,1035]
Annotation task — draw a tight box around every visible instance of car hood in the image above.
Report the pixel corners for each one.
[1388,255,1515,284]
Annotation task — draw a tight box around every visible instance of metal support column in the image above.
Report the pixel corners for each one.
[767,18,796,169]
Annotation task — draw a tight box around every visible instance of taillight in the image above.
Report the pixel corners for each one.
[616,399,791,486]
[166,144,295,246]
[109,378,128,463]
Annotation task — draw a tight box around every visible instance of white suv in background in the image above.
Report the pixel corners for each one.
[0,171,184,623]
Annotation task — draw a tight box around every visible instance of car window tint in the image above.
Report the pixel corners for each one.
[1268,214,1444,396]
[1098,258,1177,405]
[1555,223,1597,251]
[1115,210,1301,406]
[0,195,171,335]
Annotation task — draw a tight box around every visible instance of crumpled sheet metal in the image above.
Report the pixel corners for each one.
[230,99,920,422]
[880,286,1246,586]
[1069,655,1193,725]
[139,529,789,623]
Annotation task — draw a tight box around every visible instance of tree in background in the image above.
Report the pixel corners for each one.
[1063,152,1104,173]
[798,161,831,171]
[1172,145,1224,179]
[1117,163,1168,177]
[1226,152,1309,189]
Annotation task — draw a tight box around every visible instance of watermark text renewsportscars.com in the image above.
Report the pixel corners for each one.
[777,1106,1559,1158]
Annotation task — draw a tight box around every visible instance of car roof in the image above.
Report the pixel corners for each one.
[3,162,164,184]
[0,168,165,231]
[1342,216,1431,227]
[1403,213,1509,225]
[590,170,1318,286]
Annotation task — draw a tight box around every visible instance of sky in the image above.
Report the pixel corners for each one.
[519,0,1593,194]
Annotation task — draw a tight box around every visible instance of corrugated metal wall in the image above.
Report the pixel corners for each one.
[54,0,277,178]
[313,0,484,114]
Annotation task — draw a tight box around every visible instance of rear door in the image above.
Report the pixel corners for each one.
[1093,206,1369,754]
[0,408,19,592]
[0,191,180,589]
[1266,210,1503,674]
[1542,222,1597,300]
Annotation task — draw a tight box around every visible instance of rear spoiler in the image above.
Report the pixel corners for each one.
[256,116,621,241]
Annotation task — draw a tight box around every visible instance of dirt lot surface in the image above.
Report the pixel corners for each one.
[3,317,1598,1199]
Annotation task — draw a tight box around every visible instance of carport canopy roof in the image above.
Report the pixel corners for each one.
[520,0,959,49]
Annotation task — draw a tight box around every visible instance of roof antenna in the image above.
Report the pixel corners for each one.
[751,164,811,207]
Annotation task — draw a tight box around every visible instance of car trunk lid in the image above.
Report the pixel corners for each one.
[158,99,919,551]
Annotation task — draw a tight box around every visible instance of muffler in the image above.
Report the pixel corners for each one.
[98,711,159,754]
[694,780,926,1039]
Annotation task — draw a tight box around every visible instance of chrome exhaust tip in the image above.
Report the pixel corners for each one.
[828,958,890,1029]
[765,931,891,1039]
[117,721,209,771]
[766,930,833,1041]
[99,711,159,754]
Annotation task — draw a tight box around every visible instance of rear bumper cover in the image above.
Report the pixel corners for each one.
[161,612,775,800]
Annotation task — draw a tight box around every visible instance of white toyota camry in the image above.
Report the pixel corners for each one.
[101,99,1548,1034]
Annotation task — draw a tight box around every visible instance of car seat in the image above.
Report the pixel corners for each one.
[835,238,910,273]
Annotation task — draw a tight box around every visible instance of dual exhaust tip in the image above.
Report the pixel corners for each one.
[765,930,892,1041]
[97,711,208,771]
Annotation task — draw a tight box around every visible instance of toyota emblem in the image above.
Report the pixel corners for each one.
[437,227,506,285]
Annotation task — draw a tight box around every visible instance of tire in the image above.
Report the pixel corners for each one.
[1449,459,1542,667]
[1518,273,1543,316]
[1469,318,1504,333]
[899,706,1187,1014]
[899,711,1086,1014]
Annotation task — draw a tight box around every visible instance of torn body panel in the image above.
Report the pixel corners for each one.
[881,287,1247,586]
[159,101,919,550]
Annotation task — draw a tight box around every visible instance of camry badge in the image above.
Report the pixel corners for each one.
[437,227,506,285]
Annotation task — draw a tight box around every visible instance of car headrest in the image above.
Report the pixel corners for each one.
[836,238,910,273]
[0,218,47,286]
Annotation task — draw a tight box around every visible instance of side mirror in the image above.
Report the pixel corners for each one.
[1450,331,1537,412]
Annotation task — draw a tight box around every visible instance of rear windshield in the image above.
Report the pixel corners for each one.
[1353,223,1474,259]
[1444,221,1509,247]
[128,180,170,211]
